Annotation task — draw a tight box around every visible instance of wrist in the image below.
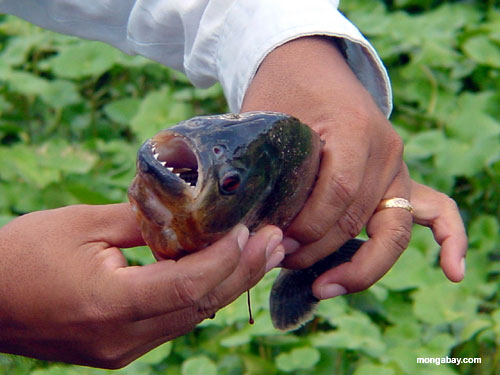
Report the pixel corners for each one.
[241,36,384,127]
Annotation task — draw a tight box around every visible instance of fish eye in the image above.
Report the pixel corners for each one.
[212,145,226,159]
[220,172,241,195]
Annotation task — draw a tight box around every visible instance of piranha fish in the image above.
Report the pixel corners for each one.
[129,111,363,331]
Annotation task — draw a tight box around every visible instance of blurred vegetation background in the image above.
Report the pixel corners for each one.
[0,0,499,374]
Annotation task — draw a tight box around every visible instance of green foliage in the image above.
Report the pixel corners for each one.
[0,1,499,374]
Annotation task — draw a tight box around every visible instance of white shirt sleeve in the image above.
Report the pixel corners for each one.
[0,0,392,116]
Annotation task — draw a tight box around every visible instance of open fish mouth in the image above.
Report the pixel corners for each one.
[144,132,203,198]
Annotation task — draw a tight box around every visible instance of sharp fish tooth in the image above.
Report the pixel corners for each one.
[160,161,166,166]
[167,167,174,172]
[153,153,160,160]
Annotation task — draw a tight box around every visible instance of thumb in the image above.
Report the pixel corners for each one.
[89,203,145,248]
[113,225,249,321]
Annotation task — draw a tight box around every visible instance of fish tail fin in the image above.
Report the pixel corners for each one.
[269,239,364,331]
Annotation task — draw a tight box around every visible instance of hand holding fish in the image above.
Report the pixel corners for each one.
[0,204,283,368]
[241,36,467,300]
[241,36,414,295]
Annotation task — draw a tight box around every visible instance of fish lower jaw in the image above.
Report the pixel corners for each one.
[129,195,183,258]
[129,179,174,228]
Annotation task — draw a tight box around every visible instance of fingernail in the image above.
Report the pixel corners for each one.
[281,237,301,254]
[266,233,283,258]
[236,225,250,251]
[316,283,347,300]
[460,257,466,278]
[265,245,285,272]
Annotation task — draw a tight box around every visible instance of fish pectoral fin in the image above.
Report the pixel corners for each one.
[269,239,364,331]
[270,268,319,331]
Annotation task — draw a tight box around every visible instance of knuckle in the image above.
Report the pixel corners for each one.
[343,105,372,128]
[328,173,358,205]
[385,225,412,258]
[386,132,404,160]
[196,292,222,320]
[445,196,459,212]
[172,273,203,308]
[300,221,330,243]
[337,209,364,238]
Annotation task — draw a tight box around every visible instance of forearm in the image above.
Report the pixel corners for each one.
[241,36,383,126]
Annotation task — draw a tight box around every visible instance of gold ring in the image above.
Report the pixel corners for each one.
[377,197,414,214]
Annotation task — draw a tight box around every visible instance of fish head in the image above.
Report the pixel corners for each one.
[129,112,301,258]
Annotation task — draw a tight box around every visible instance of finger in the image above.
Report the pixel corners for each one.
[207,225,284,307]
[113,224,249,320]
[312,205,412,299]
[411,182,467,282]
[85,203,145,248]
[311,168,412,299]
[133,226,284,342]
[436,216,467,282]
[286,132,367,244]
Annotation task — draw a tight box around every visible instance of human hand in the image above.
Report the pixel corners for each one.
[311,180,467,299]
[0,204,283,368]
[241,36,412,293]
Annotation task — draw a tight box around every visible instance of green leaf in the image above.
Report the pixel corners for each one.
[404,130,446,160]
[446,92,500,142]
[4,70,50,97]
[220,311,277,347]
[380,243,442,291]
[0,145,60,188]
[275,347,320,372]
[41,80,81,108]
[460,318,492,342]
[37,140,97,175]
[0,215,15,227]
[124,246,156,266]
[463,35,500,68]
[384,320,421,348]
[316,296,349,320]
[312,311,385,357]
[104,98,141,125]
[412,282,480,325]
[136,342,172,365]
[31,364,115,375]
[241,354,277,375]
[181,356,217,375]
[354,363,395,375]
[130,87,191,141]
[434,137,500,178]
[469,215,500,250]
[0,32,44,66]
[48,42,118,79]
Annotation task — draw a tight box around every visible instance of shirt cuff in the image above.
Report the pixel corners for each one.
[214,0,392,117]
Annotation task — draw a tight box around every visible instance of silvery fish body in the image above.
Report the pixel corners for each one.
[129,111,361,330]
